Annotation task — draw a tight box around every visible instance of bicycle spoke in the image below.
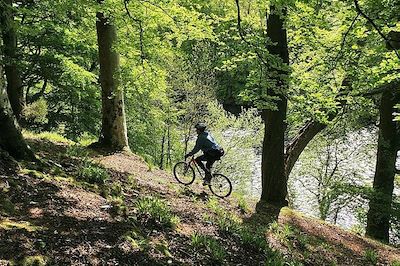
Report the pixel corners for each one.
[209,174,232,198]
[173,162,195,185]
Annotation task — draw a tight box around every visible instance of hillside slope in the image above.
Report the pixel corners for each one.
[0,136,399,265]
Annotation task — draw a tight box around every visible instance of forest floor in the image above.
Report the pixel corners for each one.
[0,134,399,265]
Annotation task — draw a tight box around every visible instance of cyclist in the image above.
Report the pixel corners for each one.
[185,122,224,185]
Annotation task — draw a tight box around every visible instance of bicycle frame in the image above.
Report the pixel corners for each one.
[187,157,205,180]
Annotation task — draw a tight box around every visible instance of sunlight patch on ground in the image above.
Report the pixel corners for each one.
[28,207,44,219]
[23,130,74,144]
[0,219,45,232]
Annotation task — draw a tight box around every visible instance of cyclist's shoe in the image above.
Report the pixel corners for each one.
[203,173,212,186]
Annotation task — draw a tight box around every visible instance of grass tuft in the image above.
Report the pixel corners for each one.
[21,255,47,266]
[0,219,45,232]
[363,249,378,265]
[23,131,73,144]
[191,232,226,263]
[0,196,15,215]
[76,161,109,184]
[135,196,180,229]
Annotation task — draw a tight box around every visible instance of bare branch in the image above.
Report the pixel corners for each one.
[332,13,360,66]
[124,0,145,64]
[353,0,400,60]
[235,0,268,67]
[139,0,176,22]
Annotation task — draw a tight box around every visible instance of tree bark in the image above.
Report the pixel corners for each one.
[283,77,354,178]
[96,7,130,151]
[366,89,399,242]
[259,6,289,207]
[0,0,24,120]
[0,55,34,160]
[285,120,327,177]
[160,128,166,169]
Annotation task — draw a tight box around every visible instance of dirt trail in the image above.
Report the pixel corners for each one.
[1,140,399,265]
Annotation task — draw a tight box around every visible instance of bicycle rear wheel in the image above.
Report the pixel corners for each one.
[173,162,195,185]
[209,173,232,198]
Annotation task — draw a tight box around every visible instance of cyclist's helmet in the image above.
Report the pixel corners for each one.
[194,122,207,132]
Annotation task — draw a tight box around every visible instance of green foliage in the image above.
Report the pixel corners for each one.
[155,240,173,258]
[290,131,376,222]
[109,183,124,198]
[127,175,138,189]
[350,224,365,236]
[0,196,15,216]
[122,227,149,250]
[23,131,73,144]
[265,251,291,266]
[0,220,44,232]
[191,232,226,263]
[206,198,243,234]
[76,161,109,185]
[20,256,47,266]
[66,145,89,158]
[236,194,250,214]
[392,261,400,266]
[239,227,269,251]
[363,249,378,265]
[23,98,48,125]
[269,222,296,244]
[135,196,180,229]
[108,196,127,216]
[205,198,271,253]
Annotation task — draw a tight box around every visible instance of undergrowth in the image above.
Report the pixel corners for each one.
[135,196,180,229]
[76,160,109,184]
[191,232,226,263]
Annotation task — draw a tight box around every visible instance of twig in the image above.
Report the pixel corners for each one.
[353,0,400,60]
[124,0,145,64]
[235,0,268,67]
[332,13,360,66]
[139,0,176,22]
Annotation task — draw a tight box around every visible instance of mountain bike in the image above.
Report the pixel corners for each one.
[173,156,232,198]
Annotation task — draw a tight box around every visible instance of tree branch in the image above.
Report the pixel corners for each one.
[124,0,145,64]
[332,13,360,66]
[353,0,400,60]
[235,0,268,67]
[354,80,400,97]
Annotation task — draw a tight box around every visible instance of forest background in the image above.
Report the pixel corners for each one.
[0,0,399,246]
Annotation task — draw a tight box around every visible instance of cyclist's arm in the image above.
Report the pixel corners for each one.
[187,137,202,156]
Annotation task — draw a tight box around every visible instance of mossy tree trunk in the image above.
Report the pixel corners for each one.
[259,6,290,207]
[0,0,24,120]
[366,89,399,242]
[0,54,34,160]
[96,2,130,151]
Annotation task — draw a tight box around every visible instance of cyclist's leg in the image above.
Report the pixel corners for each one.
[204,153,218,182]
[195,155,207,173]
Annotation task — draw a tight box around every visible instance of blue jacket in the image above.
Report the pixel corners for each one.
[187,131,220,156]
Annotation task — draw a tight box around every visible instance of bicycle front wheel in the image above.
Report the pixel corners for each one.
[173,162,195,185]
[209,174,232,198]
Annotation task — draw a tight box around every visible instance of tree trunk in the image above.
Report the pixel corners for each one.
[96,7,129,151]
[160,128,166,169]
[167,123,171,168]
[259,6,289,207]
[0,0,24,120]
[366,89,399,242]
[285,120,327,176]
[284,78,352,178]
[0,55,34,160]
